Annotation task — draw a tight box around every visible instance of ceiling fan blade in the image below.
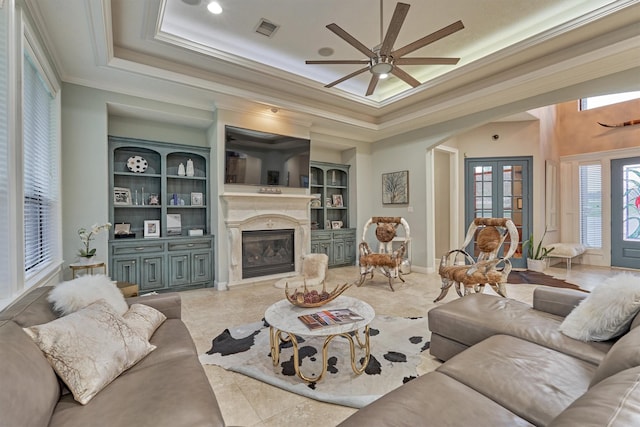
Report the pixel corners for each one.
[306,60,370,65]
[391,66,421,88]
[392,20,464,58]
[326,23,376,59]
[324,67,370,88]
[379,2,410,57]
[365,74,380,96]
[394,57,460,65]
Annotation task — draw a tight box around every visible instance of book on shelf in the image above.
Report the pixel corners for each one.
[298,308,364,330]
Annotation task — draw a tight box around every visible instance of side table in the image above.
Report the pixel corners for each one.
[116,282,139,298]
[264,295,375,383]
[69,261,107,278]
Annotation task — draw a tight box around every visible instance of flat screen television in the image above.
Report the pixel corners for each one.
[224,125,311,188]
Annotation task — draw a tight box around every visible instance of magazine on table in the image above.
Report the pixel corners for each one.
[298,308,364,330]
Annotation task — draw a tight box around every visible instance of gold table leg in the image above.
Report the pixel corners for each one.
[270,325,371,383]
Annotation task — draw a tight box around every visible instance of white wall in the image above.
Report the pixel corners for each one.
[60,83,214,279]
[454,120,548,246]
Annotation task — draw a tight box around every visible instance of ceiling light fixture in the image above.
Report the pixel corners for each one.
[207,1,222,14]
[369,51,394,77]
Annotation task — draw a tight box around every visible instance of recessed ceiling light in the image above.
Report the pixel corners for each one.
[318,47,334,57]
[207,1,222,14]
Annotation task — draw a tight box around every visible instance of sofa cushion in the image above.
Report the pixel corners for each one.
[126,319,199,370]
[337,371,533,427]
[123,303,166,340]
[48,274,128,316]
[428,293,611,364]
[549,366,640,426]
[436,335,596,426]
[0,286,58,327]
[560,272,640,341]
[532,286,587,318]
[23,300,155,404]
[49,351,226,427]
[0,320,60,427]
[590,323,640,387]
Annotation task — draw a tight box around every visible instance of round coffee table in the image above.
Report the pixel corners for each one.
[264,295,375,383]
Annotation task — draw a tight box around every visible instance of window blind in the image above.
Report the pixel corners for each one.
[23,51,58,277]
[0,7,9,298]
[579,164,602,248]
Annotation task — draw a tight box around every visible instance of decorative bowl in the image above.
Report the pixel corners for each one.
[285,281,351,308]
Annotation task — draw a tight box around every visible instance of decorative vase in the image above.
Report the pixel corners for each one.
[77,256,96,265]
[178,163,186,176]
[527,258,546,272]
[186,159,194,177]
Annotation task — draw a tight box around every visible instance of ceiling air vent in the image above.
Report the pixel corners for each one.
[255,19,279,38]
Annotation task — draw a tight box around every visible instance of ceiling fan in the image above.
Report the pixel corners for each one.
[306,1,464,96]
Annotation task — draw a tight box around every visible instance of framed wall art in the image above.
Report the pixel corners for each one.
[143,220,160,238]
[191,192,203,206]
[382,170,409,204]
[113,187,132,206]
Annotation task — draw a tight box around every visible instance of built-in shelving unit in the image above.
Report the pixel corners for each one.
[108,136,214,291]
[309,161,356,267]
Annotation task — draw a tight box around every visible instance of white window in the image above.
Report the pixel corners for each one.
[23,50,59,278]
[579,164,602,248]
[580,91,640,110]
[0,7,61,306]
[0,5,10,300]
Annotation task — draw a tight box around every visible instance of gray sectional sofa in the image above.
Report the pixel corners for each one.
[0,286,226,427]
[339,286,640,426]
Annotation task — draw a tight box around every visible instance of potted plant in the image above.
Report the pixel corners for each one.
[524,227,554,272]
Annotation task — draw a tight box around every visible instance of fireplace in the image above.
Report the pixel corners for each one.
[221,192,313,288]
[242,229,294,279]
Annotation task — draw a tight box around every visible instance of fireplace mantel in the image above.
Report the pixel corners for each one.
[221,192,314,221]
[220,192,314,287]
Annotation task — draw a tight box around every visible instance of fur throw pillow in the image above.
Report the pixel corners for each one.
[48,274,128,316]
[559,272,640,341]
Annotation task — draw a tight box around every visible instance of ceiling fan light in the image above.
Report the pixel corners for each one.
[207,1,222,14]
[370,62,393,75]
[379,73,389,79]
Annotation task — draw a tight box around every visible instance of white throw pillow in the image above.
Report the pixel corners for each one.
[559,272,640,341]
[23,299,155,404]
[48,274,128,316]
[123,304,166,340]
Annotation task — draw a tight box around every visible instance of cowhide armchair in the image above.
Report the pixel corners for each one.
[434,218,519,303]
[357,216,410,291]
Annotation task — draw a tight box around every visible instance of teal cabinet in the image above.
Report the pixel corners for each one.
[309,161,356,268]
[108,137,215,291]
[311,229,356,268]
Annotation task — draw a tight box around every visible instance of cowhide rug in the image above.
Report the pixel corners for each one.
[199,315,430,408]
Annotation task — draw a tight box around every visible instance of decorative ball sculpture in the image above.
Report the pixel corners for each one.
[285,281,351,308]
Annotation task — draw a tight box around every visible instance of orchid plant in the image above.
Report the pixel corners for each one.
[78,222,112,258]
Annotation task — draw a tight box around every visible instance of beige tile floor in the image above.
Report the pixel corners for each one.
[180,263,620,427]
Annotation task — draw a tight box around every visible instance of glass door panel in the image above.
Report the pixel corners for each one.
[611,157,640,268]
[465,157,532,268]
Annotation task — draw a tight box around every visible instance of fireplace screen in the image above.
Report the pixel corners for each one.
[242,229,295,279]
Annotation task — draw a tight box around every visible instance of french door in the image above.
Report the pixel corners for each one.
[465,157,532,269]
[611,157,640,268]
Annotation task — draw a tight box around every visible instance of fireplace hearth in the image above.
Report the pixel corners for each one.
[242,229,294,279]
